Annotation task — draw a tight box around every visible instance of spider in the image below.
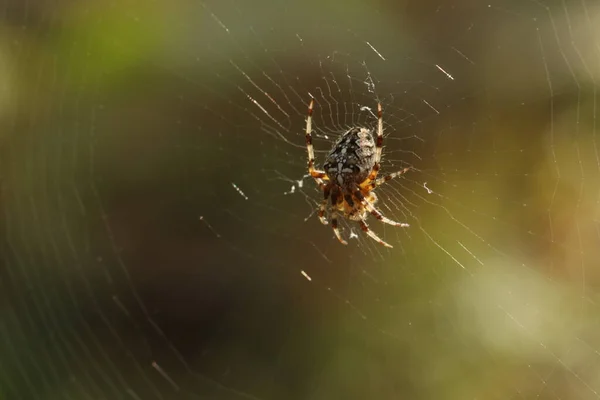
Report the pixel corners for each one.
[305,99,410,248]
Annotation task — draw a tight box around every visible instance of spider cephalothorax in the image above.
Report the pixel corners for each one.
[305,100,410,248]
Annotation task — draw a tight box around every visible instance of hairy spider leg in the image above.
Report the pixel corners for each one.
[317,186,330,225]
[331,214,348,245]
[359,102,384,188]
[344,194,355,207]
[375,102,384,163]
[305,99,329,186]
[358,219,393,248]
[329,190,348,244]
[363,167,411,190]
[353,189,409,227]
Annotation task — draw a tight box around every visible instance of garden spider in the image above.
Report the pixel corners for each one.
[305,100,410,248]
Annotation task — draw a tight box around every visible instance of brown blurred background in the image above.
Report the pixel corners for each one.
[2,0,600,399]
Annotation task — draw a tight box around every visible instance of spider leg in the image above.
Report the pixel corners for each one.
[305,99,329,184]
[317,186,330,225]
[311,170,329,181]
[361,102,385,186]
[331,213,348,245]
[362,167,411,190]
[358,219,392,248]
[329,190,347,244]
[353,189,409,227]
[375,102,383,163]
[317,200,328,225]
[313,178,327,191]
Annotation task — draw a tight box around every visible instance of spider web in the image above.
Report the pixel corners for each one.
[2,0,600,399]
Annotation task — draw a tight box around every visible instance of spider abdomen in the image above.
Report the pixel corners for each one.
[323,127,376,188]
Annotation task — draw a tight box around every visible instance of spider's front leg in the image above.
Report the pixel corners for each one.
[305,99,330,186]
[362,167,411,191]
[356,103,386,189]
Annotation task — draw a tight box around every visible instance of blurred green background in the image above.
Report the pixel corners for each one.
[2,0,600,399]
